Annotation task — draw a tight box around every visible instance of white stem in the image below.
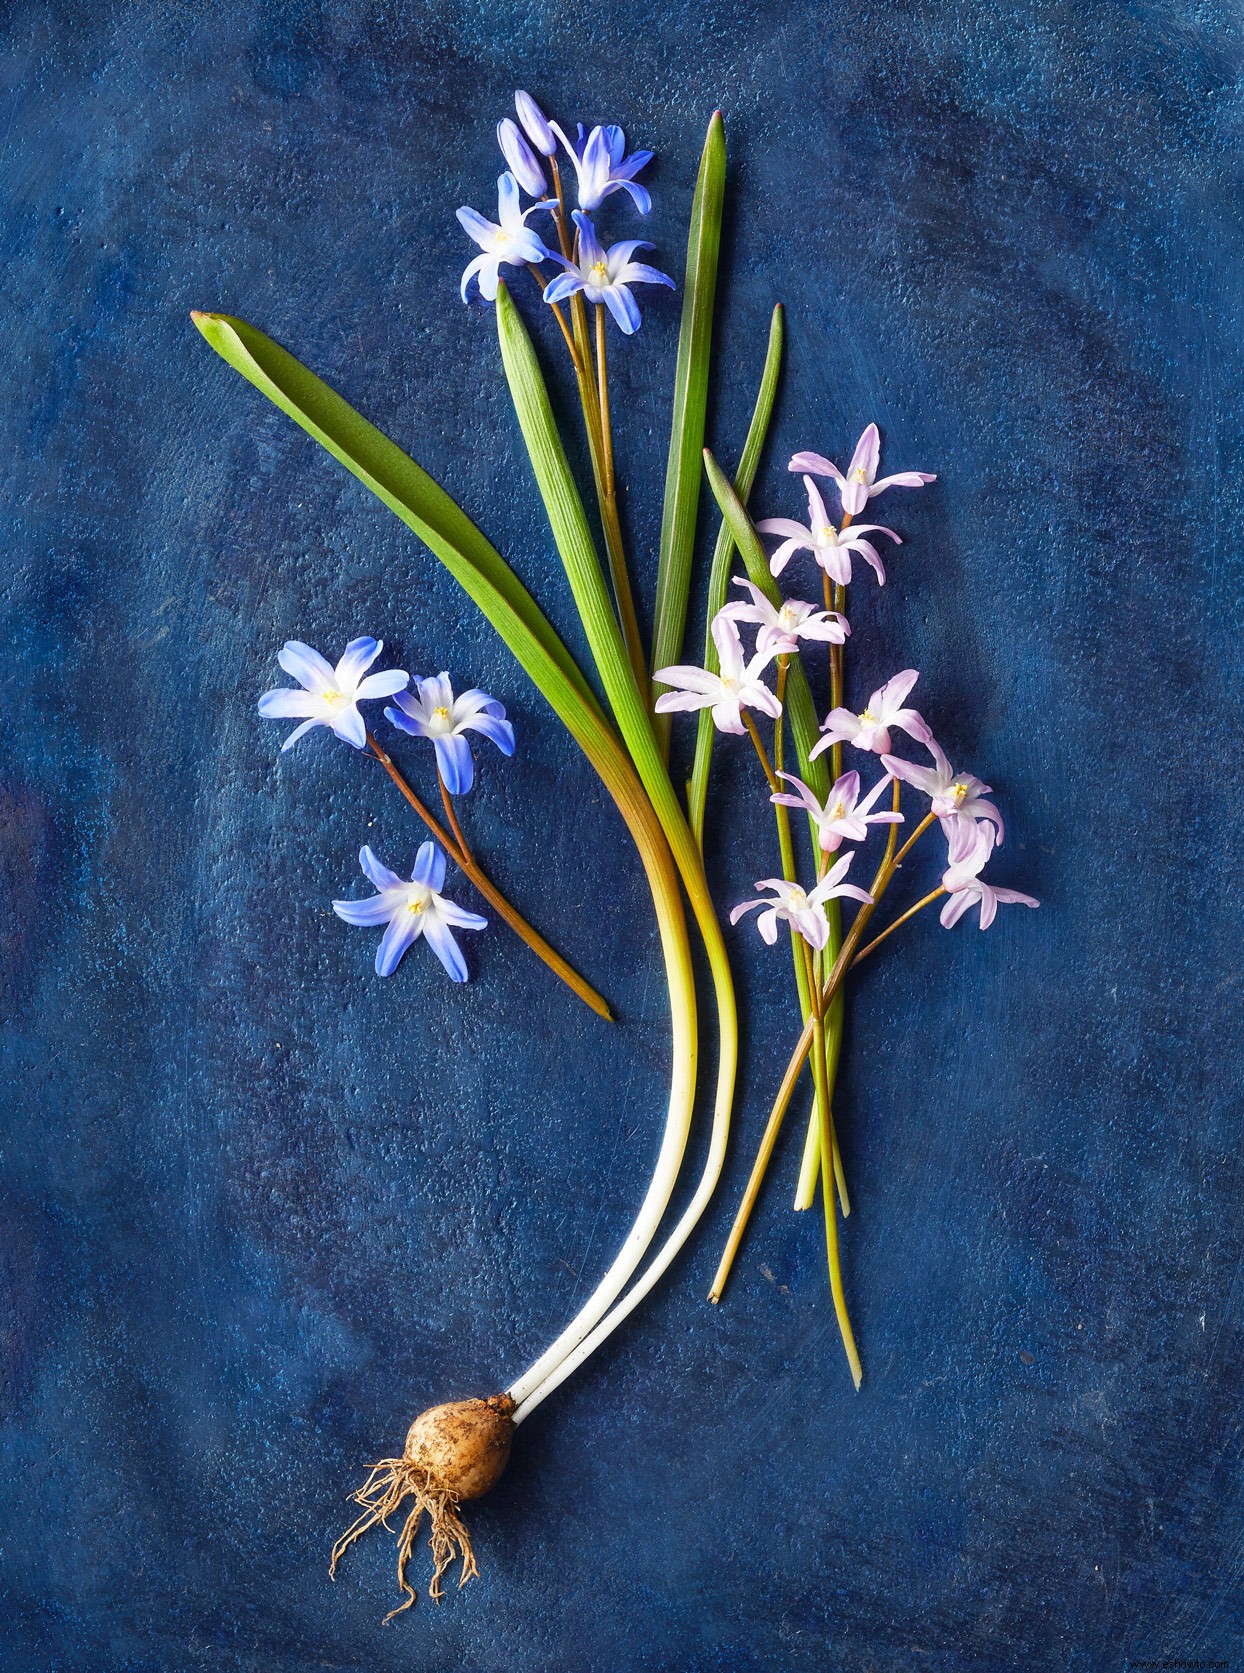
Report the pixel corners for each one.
[793,1102,820,1209]
[504,859,698,1412]
[511,1041,732,1425]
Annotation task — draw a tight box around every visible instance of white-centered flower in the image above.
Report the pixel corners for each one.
[333,843,487,981]
[386,672,515,795]
[730,853,873,951]
[882,739,1005,844]
[790,422,936,518]
[939,822,1038,930]
[457,172,554,304]
[771,768,903,853]
[811,669,932,758]
[757,475,901,586]
[718,577,849,658]
[257,637,409,753]
[653,613,782,736]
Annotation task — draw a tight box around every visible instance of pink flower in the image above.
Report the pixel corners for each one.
[939,822,1038,929]
[653,612,781,736]
[810,669,932,758]
[730,852,873,951]
[790,422,936,518]
[756,476,900,586]
[881,740,1005,844]
[771,768,902,853]
[717,578,849,658]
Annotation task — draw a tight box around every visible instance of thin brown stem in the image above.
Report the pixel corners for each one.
[437,769,475,866]
[852,887,946,967]
[365,732,612,1021]
[596,305,616,498]
[742,710,779,793]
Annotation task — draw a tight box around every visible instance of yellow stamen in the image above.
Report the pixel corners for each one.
[322,689,342,704]
[407,899,426,915]
[432,705,451,721]
[589,260,608,280]
[952,783,968,804]
[859,709,875,723]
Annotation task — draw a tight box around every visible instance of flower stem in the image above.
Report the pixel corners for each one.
[365,731,613,1021]
[805,938,862,1387]
[794,778,902,1208]
[852,886,945,967]
[437,767,475,865]
[741,709,779,793]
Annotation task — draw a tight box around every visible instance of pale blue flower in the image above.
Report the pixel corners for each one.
[333,843,487,981]
[515,90,556,157]
[543,211,673,334]
[457,172,554,303]
[385,672,515,794]
[497,117,547,197]
[550,122,653,213]
[257,638,408,753]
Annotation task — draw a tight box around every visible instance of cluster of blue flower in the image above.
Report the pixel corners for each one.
[457,90,674,335]
[258,639,514,980]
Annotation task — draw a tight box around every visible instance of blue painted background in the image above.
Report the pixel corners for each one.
[3,2,1242,1667]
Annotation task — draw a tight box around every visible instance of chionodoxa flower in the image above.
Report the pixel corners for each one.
[457,172,554,303]
[384,673,515,795]
[811,668,932,758]
[333,843,488,980]
[759,475,901,585]
[718,577,849,658]
[730,853,873,950]
[790,422,936,518]
[881,739,1005,843]
[653,613,781,735]
[771,768,903,853]
[257,637,409,752]
[542,211,673,334]
[939,822,1038,929]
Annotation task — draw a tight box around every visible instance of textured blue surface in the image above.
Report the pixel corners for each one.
[3,2,1243,1668]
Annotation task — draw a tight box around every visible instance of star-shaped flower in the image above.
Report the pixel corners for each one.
[333,843,488,980]
[790,423,935,518]
[653,614,781,736]
[771,768,902,854]
[730,853,873,951]
[939,823,1038,930]
[757,475,901,585]
[882,740,1005,844]
[457,172,554,304]
[385,673,515,795]
[810,669,932,758]
[717,579,849,659]
[257,637,409,753]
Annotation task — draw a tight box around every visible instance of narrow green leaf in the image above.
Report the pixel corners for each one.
[688,303,783,848]
[493,285,701,878]
[650,110,726,755]
[701,447,828,799]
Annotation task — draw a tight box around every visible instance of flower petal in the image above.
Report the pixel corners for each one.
[258,688,319,719]
[335,636,381,691]
[434,732,474,794]
[422,912,469,982]
[278,717,323,752]
[359,846,405,891]
[412,840,447,893]
[375,910,421,977]
[278,641,337,693]
[355,668,410,700]
[333,894,393,927]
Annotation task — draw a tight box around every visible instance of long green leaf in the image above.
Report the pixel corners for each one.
[493,285,701,879]
[687,303,784,848]
[701,448,828,798]
[650,110,726,756]
[188,312,672,835]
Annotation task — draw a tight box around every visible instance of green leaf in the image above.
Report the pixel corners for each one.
[687,303,783,849]
[650,110,726,756]
[701,447,828,799]
[492,285,706,890]
[188,311,663,823]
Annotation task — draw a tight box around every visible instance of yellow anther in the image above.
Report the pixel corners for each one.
[432,705,451,721]
[322,689,342,705]
[407,898,426,915]
[952,782,968,803]
[590,260,608,280]
[859,708,876,723]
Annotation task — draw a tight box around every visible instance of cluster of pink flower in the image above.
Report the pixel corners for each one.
[655,424,1037,943]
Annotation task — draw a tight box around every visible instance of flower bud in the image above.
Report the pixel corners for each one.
[497,117,547,197]
[514,89,556,157]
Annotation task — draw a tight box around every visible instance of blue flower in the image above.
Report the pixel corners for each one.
[550,122,653,213]
[384,672,516,794]
[543,212,674,335]
[257,637,408,752]
[456,172,554,304]
[333,843,487,981]
[497,117,547,198]
[515,90,557,157]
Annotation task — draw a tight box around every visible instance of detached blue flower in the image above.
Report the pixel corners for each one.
[258,638,408,753]
[497,117,547,198]
[457,172,553,303]
[543,212,674,334]
[515,90,556,157]
[550,122,653,213]
[385,673,516,794]
[333,843,487,981]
